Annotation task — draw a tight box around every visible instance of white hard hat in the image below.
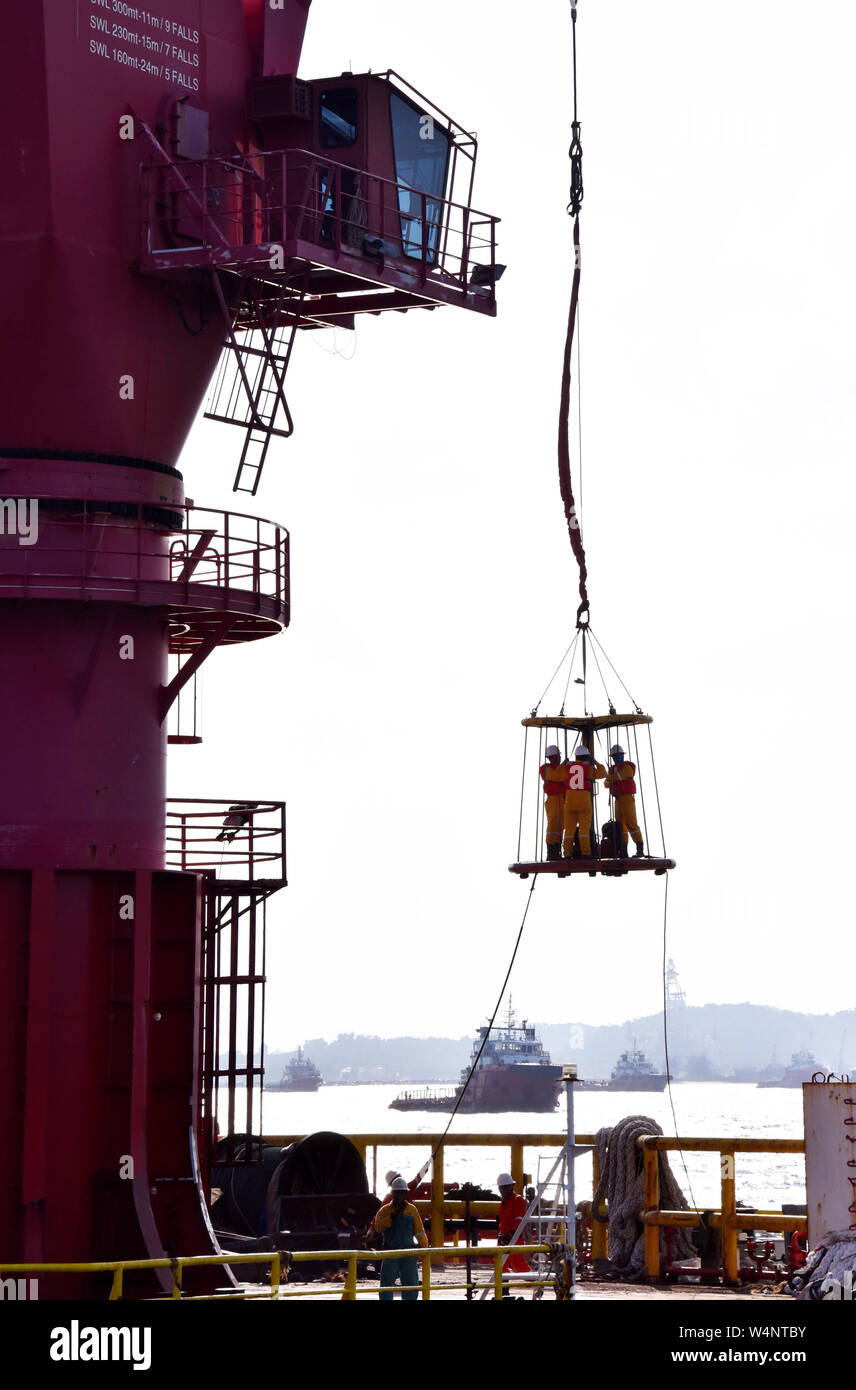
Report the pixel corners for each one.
[385,1170,401,1186]
[497,1172,514,1188]
[574,745,589,758]
[545,744,560,757]
[390,1176,408,1191]
[610,744,625,757]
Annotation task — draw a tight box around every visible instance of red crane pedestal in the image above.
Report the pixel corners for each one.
[0,0,496,1293]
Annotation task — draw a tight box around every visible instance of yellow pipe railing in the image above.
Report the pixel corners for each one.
[0,1244,552,1301]
[264,1130,805,1286]
[0,1132,803,1297]
[634,1135,805,1282]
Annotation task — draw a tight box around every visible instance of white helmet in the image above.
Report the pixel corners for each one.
[497,1172,514,1188]
[385,1169,401,1186]
[390,1176,408,1192]
[545,744,560,757]
[610,744,625,758]
[574,745,589,759]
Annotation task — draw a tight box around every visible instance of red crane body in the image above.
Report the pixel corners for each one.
[0,0,497,1293]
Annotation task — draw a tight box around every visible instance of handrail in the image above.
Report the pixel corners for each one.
[0,1244,554,1302]
[263,1130,806,1286]
[165,799,285,880]
[140,147,499,297]
[0,497,290,643]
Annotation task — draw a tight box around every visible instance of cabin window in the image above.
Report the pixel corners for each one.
[389,91,450,262]
[320,89,358,149]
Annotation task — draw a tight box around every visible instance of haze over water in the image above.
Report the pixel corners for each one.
[254,1081,806,1210]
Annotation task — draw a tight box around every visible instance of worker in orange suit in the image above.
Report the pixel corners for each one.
[539,743,569,862]
[497,1173,531,1284]
[562,744,605,859]
[604,744,645,857]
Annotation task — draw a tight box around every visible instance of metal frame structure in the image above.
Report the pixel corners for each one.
[511,713,676,878]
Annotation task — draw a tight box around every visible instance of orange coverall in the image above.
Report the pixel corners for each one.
[562,758,605,857]
[499,1191,531,1274]
[605,761,643,848]
[539,761,570,847]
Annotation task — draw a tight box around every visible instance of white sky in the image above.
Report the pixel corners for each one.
[171,0,856,1047]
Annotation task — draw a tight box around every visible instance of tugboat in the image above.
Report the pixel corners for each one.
[390,1004,561,1113]
[266,1046,323,1093]
[607,1045,668,1092]
[578,1043,667,1092]
[757,1048,825,1089]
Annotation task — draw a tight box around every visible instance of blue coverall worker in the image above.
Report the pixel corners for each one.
[604,744,645,856]
[370,1177,429,1301]
[562,744,606,858]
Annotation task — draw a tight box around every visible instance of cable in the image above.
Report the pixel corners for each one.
[576,304,584,540]
[415,879,539,1184]
[533,630,578,714]
[646,721,668,857]
[661,876,701,1214]
[559,628,582,713]
[587,636,614,712]
[517,726,529,862]
[587,628,642,713]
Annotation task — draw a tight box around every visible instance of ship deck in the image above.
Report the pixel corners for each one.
[268,1272,792,1302]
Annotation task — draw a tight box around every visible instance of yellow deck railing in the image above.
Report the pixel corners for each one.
[266,1130,806,1283]
[636,1135,805,1282]
[0,1131,805,1296]
[0,1244,556,1301]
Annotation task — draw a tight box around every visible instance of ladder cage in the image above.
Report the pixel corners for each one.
[201,889,267,1165]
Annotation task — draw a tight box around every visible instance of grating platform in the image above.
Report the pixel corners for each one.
[509,857,675,879]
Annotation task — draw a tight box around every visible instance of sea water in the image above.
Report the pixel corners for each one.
[250,1080,806,1211]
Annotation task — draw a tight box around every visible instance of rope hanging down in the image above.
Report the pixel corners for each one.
[558,4,589,630]
[410,878,538,1187]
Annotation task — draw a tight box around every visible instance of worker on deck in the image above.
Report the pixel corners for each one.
[539,743,570,861]
[496,1172,531,1283]
[369,1176,429,1301]
[562,745,605,859]
[604,744,645,857]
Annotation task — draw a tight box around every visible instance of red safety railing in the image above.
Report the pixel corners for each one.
[140,148,499,303]
[165,799,286,886]
[0,499,290,644]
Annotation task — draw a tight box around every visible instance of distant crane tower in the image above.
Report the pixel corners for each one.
[666,959,687,1009]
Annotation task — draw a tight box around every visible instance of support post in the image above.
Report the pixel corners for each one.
[430,1147,445,1269]
[341,1252,357,1301]
[421,1252,431,1300]
[721,1148,739,1284]
[643,1145,660,1279]
[494,1249,504,1300]
[591,1147,607,1260]
[510,1139,524,1193]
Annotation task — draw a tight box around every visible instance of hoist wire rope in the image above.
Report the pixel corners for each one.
[533,630,579,715]
[558,1,588,629]
[661,875,701,1214]
[559,628,582,713]
[534,725,547,862]
[631,720,651,857]
[646,721,668,857]
[535,726,545,860]
[419,879,539,1181]
[587,627,643,713]
[586,635,613,712]
[576,307,584,539]
[517,726,529,862]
